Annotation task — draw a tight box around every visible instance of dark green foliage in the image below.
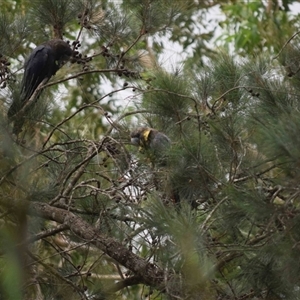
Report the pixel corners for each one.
[141,70,191,133]
[3,0,300,300]
[0,14,30,56]
[169,132,219,202]
[31,0,80,37]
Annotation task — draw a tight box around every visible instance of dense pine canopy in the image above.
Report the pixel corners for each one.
[1,1,300,299]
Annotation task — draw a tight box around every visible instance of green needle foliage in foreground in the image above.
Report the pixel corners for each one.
[2,0,300,300]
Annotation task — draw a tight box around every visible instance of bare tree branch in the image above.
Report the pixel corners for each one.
[29,201,166,289]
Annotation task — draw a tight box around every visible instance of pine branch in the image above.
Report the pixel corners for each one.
[27,250,88,299]
[50,141,104,205]
[29,201,166,290]
[95,275,142,298]
[273,30,300,60]
[26,223,68,244]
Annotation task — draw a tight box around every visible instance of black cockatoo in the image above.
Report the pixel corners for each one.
[130,127,180,204]
[130,127,171,165]
[8,39,72,133]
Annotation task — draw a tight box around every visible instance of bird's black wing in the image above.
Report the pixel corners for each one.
[21,44,56,102]
[7,40,71,134]
[150,131,171,153]
[7,45,55,119]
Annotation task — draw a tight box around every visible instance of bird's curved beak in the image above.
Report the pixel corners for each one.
[131,137,140,146]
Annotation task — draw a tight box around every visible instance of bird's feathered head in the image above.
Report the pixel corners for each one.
[46,39,73,61]
[130,127,171,166]
[130,127,152,149]
[130,127,171,152]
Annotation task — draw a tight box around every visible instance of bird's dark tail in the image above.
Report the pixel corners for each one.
[7,101,20,120]
[7,90,26,134]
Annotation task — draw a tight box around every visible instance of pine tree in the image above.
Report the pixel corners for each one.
[1,0,300,300]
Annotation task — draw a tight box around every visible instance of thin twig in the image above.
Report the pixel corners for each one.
[272,30,300,60]
[201,196,228,231]
[50,141,103,205]
[26,224,69,244]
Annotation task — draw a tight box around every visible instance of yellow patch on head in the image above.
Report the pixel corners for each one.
[141,129,151,144]
[137,128,151,153]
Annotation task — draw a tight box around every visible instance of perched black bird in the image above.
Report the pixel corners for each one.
[130,127,180,204]
[8,39,72,133]
[130,127,171,164]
